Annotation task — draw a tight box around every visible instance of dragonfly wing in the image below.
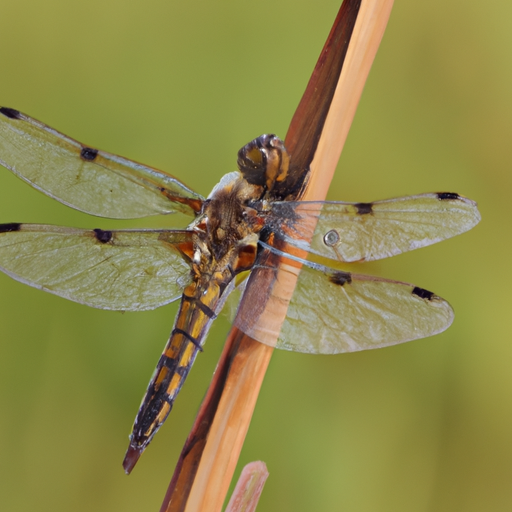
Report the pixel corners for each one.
[0,223,194,310]
[271,193,480,262]
[0,107,204,218]
[236,256,453,354]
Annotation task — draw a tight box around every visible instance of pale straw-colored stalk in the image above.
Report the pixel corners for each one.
[160,1,395,510]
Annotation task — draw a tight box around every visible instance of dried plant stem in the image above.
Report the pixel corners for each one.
[307,0,395,200]
[225,461,269,512]
[161,1,394,511]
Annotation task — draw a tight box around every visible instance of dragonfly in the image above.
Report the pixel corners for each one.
[0,106,480,472]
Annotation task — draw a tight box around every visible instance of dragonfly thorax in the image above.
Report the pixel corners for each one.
[188,172,265,281]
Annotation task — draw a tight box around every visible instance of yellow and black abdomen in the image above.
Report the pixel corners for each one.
[122,277,222,472]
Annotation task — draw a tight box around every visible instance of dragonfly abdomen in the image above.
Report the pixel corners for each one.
[123,279,223,473]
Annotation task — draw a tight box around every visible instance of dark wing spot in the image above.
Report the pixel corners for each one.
[354,202,373,215]
[0,222,21,233]
[81,147,98,161]
[328,270,352,286]
[0,107,21,119]
[437,192,460,201]
[412,286,434,300]
[93,228,112,243]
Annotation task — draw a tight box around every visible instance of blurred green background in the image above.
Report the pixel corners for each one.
[0,0,510,511]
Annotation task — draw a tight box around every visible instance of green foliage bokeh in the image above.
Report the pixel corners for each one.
[1,1,510,511]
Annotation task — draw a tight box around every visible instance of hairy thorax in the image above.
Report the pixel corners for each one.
[188,173,266,289]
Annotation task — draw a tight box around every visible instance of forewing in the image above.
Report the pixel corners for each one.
[0,107,204,218]
[271,193,480,262]
[0,223,194,310]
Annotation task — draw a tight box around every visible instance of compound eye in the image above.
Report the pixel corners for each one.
[237,134,289,191]
[237,136,269,186]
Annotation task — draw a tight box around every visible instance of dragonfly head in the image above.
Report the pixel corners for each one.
[237,134,290,194]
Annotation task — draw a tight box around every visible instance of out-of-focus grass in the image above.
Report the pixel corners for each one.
[0,1,510,511]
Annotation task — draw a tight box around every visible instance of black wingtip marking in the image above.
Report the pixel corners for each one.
[412,286,435,300]
[437,192,460,201]
[0,222,21,233]
[354,202,373,215]
[329,271,352,286]
[93,228,112,243]
[0,107,21,120]
[81,147,98,161]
